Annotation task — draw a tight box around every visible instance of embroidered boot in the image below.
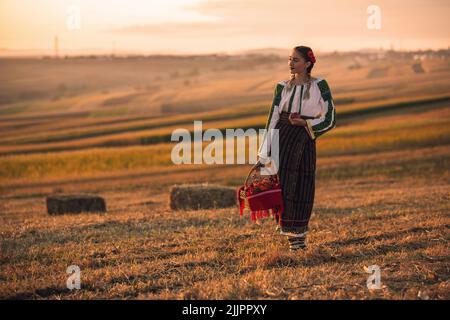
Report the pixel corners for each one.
[287,235,307,251]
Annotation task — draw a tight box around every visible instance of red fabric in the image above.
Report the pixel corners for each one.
[237,185,284,223]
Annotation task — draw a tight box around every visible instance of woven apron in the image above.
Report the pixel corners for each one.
[274,111,316,235]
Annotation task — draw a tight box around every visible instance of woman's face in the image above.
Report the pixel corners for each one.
[288,48,310,74]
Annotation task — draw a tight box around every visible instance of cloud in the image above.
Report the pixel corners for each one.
[108,0,450,51]
[112,20,249,37]
[183,0,450,38]
[109,0,370,39]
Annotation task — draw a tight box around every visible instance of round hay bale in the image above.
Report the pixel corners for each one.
[46,194,107,215]
[169,183,236,211]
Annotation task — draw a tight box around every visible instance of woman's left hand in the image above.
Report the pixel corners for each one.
[288,114,307,127]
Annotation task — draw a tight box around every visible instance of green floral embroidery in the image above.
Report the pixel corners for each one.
[265,83,284,130]
[317,79,332,102]
[312,80,336,136]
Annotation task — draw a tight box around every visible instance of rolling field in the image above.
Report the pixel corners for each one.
[0,51,449,299]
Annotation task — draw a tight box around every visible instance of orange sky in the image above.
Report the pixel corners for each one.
[0,0,449,55]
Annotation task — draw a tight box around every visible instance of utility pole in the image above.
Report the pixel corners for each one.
[54,36,59,58]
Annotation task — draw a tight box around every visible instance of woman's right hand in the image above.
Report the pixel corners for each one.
[252,160,264,170]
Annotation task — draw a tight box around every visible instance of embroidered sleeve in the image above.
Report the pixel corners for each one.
[305,79,336,140]
[258,82,284,161]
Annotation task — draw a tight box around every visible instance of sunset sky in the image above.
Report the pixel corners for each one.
[0,0,449,55]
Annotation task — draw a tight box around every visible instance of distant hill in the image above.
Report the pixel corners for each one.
[233,47,290,57]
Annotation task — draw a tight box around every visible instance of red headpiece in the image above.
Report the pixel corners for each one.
[307,50,316,63]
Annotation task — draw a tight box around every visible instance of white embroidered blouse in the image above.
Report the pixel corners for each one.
[258,78,337,161]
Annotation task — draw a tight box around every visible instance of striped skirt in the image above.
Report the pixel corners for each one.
[274,111,316,236]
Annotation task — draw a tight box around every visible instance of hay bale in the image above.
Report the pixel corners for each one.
[170,183,236,210]
[412,62,425,74]
[46,194,107,215]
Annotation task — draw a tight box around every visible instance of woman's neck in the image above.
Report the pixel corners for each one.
[293,73,309,85]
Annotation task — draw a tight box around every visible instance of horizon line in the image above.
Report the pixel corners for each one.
[1,45,449,59]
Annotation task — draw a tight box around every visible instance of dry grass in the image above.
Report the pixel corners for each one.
[1,141,449,299]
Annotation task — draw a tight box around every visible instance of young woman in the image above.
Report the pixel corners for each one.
[256,45,336,251]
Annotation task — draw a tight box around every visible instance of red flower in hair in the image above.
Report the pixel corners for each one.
[307,50,316,63]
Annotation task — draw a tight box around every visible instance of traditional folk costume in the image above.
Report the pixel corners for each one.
[258,77,336,250]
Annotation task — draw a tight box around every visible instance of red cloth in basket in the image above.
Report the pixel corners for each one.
[236,172,284,222]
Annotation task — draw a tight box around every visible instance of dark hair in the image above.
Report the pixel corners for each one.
[287,45,317,100]
[294,45,315,74]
